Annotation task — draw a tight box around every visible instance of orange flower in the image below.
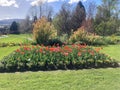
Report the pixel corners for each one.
[49,47,60,52]
[45,46,49,51]
[16,49,20,52]
[90,51,94,56]
[88,49,91,53]
[63,52,69,56]
[78,52,81,56]
[32,46,35,49]
[39,48,43,53]
[63,46,72,53]
[63,46,69,49]
[78,43,87,49]
[21,52,25,55]
[24,47,31,51]
[95,48,101,52]
[49,47,55,52]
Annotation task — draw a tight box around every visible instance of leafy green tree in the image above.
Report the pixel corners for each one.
[53,3,71,35]
[53,1,86,35]
[10,21,19,34]
[94,0,120,35]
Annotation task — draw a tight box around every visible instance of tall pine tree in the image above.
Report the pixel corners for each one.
[71,1,86,31]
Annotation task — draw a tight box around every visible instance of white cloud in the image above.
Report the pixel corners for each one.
[30,0,59,6]
[28,0,87,6]
[0,0,19,8]
[31,0,46,6]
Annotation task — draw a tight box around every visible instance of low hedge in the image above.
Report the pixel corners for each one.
[0,44,119,72]
[0,41,34,47]
[69,27,119,46]
[0,42,20,47]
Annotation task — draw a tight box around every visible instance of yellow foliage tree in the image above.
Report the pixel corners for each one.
[69,26,89,43]
[33,17,57,44]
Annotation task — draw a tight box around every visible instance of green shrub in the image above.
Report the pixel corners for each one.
[0,41,34,47]
[105,35,120,44]
[0,42,20,47]
[58,34,69,44]
[47,39,64,46]
[69,27,117,46]
[115,32,120,36]
[87,37,107,45]
[0,62,5,72]
[0,44,118,72]
[69,27,88,44]
[33,17,57,45]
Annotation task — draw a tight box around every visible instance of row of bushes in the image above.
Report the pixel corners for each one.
[1,35,118,47]
[69,27,120,45]
[0,45,118,72]
[0,39,63,47]
[0,42,21,47]
[0,40,34,47]
[33,17,119,46]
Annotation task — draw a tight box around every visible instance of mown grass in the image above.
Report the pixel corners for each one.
[0,34,32,60]
[0,34,32,43]
[0,35,119,90]
[100,45,120,62]
[0,45,119,90]
[0,68,120,90]
[0,46,19,60]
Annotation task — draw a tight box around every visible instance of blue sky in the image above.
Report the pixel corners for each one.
[0,0,101,20]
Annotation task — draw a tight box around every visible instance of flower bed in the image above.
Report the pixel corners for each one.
[0,44,118,72]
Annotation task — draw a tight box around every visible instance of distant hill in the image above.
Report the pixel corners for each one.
[0,19,24,25]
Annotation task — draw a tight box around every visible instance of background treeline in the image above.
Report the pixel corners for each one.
[2,0,120,36]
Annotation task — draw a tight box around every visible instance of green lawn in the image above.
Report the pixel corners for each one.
[0,46,19,60]
[0,35,120,90]
[0,34,32,60]
[0,34,32,43]
[0,68,120,90]
[100,45,120,62]
[0,45,119,90]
